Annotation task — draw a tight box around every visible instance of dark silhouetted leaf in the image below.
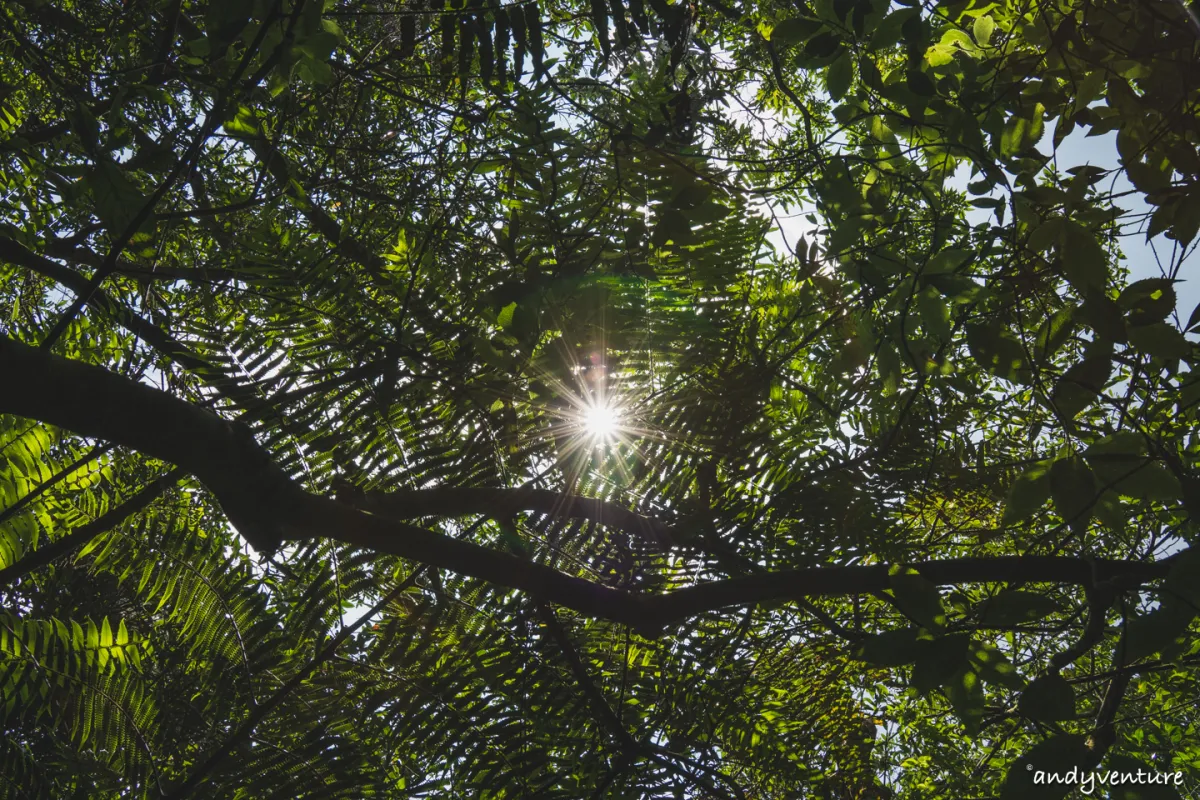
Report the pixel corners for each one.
[1018,674,1076,721]
[1002,460,1053,526]
[978,591,1061,627]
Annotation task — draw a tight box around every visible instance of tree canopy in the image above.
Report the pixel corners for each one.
[2,0,1200,796]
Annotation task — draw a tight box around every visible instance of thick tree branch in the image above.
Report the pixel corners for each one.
[1085,669,1131,766]
[1085,617,1133,769]
[759,34,816,154]
[3,236,328,445]
[1050,584,1117,673]
[348,486,676,549]
[0,235,213,373]
[0,336,1179,632]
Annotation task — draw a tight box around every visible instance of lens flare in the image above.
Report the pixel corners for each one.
[583,403,621,440]
[482,329,667,496]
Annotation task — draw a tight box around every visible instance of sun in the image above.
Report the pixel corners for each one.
[582,402,621,441]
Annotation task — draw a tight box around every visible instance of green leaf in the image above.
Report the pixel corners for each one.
[1173,189,1200,244]
[1051,341,1112,419]
[1083,431,1146,458]
[472,335,512,370]
[889,566,947,631]
[1119,278,1177,326]
[296,58,334,86]
[296,28,340,62]
[84,158,146,233]
[1049,456,1097,533]
[1093,490,1127,535]
[825,51,853,101]
[877,342,902,394]
[525,4,545,77]
[1018,674,1076,721]
[926,247,970,273]
[966,323,1029,384]
[653,207,694,245]
[770,16,824,47]
[869,8,917,49]
[1027,217,1063,252]
[977,590,1061,626]
[1080,290,1127,343]
[1185,299,1200,332]
[1033,306,1075,362]
[827,216,867,254]
[115,620,129,647]
[972,15,995,46]
[924,42,956,68]
[967,640,1024,689]
[321,19,347,43]
[1120,462,1183,502]
[911,634,970,692]
[853,627,923,666]
[803,32,841,59]
[222,106,262,138]
[906,70,936,97]
[1147,203,1174,241]
[1164,547,1200,609]
[497,302,518,330]
[1002,460,1053,526]
[1126,323,1191,361]
[858,55,882,89]
[916,285,951,342]
[1087,455,1181,503]
[1000,103,1045,156]
[1060,221,1109,293]
[689,199,732,224]
[943,667,984,735]
[206,0,252,54]
[831,336,869,374]
[1125,599,1196,662]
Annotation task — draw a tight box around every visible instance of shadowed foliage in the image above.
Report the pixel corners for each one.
[1,0,1199,797]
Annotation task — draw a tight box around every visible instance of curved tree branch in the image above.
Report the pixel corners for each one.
[0,235,213,373]
[348,486,676,549]
[0,336,1179,633]
[1085,609,1133,769]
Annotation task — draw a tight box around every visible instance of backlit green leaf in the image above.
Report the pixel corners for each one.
[1002,460,1053,526]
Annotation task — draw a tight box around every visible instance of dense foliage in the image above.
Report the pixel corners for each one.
[2,0,1199,796]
